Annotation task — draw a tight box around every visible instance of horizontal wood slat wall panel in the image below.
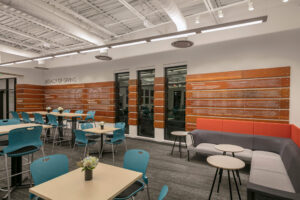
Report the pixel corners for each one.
[154,77,165,128]
[128,80,138,125]
[44,81,115,123]
[16,84,45,112]
[186,66,290,131]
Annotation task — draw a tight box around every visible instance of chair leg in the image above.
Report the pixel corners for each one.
[72,142,76,151]
[84,144,87,158]
[4,154,11,200]
[124,139,127,151]
[52,128,57,152]
[111,144,115,164]
[146,183,151,200]
[41,146,46,158]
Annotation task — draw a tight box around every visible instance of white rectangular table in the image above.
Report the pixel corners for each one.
[29,163,142,200]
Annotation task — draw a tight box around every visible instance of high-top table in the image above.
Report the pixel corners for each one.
[215,144,244,187]
[0,123,52,195]
[27,111,87,145]
[207,155,245,200]
[29,163,142,200]
[84,127,119,157]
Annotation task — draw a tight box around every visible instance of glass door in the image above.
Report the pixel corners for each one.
[115,72,129,134]
[165,66,187,140]
[0,78,16,119]
[138,69,155,138]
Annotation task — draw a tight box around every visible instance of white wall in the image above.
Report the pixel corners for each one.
[42,28,300,127]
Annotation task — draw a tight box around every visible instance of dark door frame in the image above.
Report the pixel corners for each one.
[0,78,17,119]
[137,69,155,138]
[164,65,187,140]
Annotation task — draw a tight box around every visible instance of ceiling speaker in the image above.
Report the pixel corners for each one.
[171,39,194,48]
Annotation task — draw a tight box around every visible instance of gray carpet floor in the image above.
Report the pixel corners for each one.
[0,138,250,200]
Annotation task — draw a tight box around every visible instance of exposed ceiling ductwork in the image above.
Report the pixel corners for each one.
[0,0,105,45]
[156,0,187,31]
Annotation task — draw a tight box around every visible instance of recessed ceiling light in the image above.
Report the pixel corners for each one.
[248,1,254,11]
[218,10,224,18]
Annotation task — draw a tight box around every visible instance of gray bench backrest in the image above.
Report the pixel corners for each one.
[280,140,300,193]
[190,130,253,149]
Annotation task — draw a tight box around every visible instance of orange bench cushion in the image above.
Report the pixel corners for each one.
[222,120,254,135]
[253,122,291,138]
[196,118,222,131]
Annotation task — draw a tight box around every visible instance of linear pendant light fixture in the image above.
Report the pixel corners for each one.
[201,19,264,33]
[111,40,147,48]
[0,16,267,67]
[150,32,196,42]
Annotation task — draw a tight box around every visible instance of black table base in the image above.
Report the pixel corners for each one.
[171,136,188,158]
[208,168,242,200]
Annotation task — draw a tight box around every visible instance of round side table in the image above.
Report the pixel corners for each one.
[215,144,244,188]
[207,155,245,200]
[171,131,188,158]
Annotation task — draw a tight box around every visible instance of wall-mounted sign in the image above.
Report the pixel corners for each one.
[45,77,77,85]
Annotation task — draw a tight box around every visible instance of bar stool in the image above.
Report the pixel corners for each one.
[0,126,44,200]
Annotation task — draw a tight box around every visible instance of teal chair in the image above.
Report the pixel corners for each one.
[63,109,70,113]
[79,111,96,126]
[47,114,70,151]
[52,109,58,113]
[30,154,68,200]
[158,185,168,200]
[21,112,32,123]
[0,126,44,200]
[10,111,20,122]
[115,149,150,200]
[100,122,127,163]
[67,110,83,128]
[81,123,101,143]
[33,113,45,124]
[0,119,21,146]
[73,129,98,157]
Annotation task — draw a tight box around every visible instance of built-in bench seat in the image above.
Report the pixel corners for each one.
[187,118,300,200]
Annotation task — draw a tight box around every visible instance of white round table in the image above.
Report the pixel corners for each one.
[215,144,244,187]
[207,155,245,200]
[170,131,188,158]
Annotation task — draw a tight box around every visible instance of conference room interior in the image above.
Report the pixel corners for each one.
[0,0,300,199]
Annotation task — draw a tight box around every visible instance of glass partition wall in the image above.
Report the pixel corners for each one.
[138,69,155,138]
[115,72,129,134]
[165,66,187,140]
[0,78,16,119]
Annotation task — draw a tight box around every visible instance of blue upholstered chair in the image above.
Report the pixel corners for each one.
[21,112,32,123]
[114,149,150,200]
[73,129,98,157]
[10,111,20,122]
[100,122,127,163]
[0,126,44,200]
[47,114,70,151]
[30,154,68,199]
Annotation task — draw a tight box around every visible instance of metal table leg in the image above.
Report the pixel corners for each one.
[208,168,219,200]
[227,170,233,200]
[171,136,177,155]
[179,136,182,158]
[217,169,223,193]
[232,170,242,200]
[232,152,242,185]
[71,117,77,146]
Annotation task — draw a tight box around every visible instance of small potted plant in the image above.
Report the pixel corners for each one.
[100,121,105,130]
[58,107,64,114]
[46,107,51,113]
[78,156,99,181]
